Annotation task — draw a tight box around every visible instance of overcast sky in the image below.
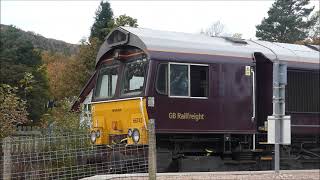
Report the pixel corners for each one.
[1,1,319,44]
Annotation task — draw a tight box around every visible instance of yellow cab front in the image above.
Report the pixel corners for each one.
[89,53,149,146]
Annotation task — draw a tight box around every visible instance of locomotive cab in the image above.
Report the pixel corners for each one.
[90,28,151,146]
[91,49,149,145]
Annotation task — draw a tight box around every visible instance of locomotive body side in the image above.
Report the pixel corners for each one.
[146,51,256,134]
[286,68,320,135]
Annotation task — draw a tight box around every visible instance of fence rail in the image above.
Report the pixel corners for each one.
[1,132,150,180]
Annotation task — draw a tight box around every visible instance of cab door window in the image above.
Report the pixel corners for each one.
[190,65,208,97]
[156,64,168,94]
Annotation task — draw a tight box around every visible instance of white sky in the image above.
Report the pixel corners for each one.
[1,1,319,44]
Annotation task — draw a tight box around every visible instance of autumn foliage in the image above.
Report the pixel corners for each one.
[0,1,140,137]
[0,84,29,138]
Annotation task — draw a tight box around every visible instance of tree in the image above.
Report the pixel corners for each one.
[232,33,243,39]
[90,1,139,44]
[0,26,41,86]
[308,10,320,44]
[0,84,29,138]
[0,25,50,122]
[115,14,138,27]
[204,21,225,37]
[201,23,242,39]
[57,38,100,99]
[42,51,77,100]
[26,65,50,122]
[256,0,317,43]
[90,1,114,42]
[19,72,35,99]
[76,38,100,79]
[59,55,87,98]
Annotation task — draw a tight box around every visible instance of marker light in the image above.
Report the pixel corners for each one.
[96,130,101,138]
[132,129,140,143]
[90,131,97,143]
[128,129,133,137]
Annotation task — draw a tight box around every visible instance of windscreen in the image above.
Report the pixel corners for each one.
[121,57,148,96]
[95,65,119,99]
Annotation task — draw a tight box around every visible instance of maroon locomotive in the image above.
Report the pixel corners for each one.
[75,27,319,172]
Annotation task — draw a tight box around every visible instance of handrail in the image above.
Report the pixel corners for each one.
[251,68,256,122]
[139,97,148,131]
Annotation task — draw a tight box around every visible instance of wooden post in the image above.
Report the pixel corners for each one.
[148,119,157,180]
[2,137,12,180]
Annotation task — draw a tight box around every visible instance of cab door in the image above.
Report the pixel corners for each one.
[254,54,273,130]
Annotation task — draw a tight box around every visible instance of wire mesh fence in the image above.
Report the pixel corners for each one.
[0,132,149,180]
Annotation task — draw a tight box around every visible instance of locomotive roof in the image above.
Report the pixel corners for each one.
[96,26,319,67]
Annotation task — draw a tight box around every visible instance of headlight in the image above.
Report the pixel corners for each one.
[96,130,101,138]
[132,129,140,143]
[128,129,133,137]
[90,131,96,143]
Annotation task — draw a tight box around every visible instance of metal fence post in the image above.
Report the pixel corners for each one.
[273,62,280,173]
[272,62,288,173]
[2,137,12,180]
[148,119,157,180]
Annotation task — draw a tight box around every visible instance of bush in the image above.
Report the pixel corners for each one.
[0,84,29,138]
[41,97,89,135]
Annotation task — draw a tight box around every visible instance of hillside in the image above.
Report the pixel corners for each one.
[0,24,79,55]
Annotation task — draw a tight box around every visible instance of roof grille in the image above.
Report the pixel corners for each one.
[222,37,248,44]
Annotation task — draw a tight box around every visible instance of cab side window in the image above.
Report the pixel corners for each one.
[170,64,189,96]
[156,63,209,98]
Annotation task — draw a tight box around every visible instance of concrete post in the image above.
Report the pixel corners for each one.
[2,137,12,180]
[148,119,157,180]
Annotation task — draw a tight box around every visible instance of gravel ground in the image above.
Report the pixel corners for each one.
[82,169,320,180]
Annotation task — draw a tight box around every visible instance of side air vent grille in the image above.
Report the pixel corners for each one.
[286,70,320,113]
